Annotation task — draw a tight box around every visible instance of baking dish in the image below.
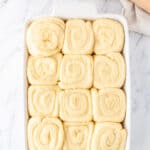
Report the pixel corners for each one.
[23,14,131,150]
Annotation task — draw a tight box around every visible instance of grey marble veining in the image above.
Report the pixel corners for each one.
[0,0,150,150]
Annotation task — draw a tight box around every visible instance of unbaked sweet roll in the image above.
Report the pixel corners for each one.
[94,53,126,89]
[63,122,93,150]
[28,117,64,150]
[92,88,126,122]
[26,17,65,56]
[93,19,125,54]
[59,89,92,122]
[27,53,62,85]
[59,55,93,89]
[28,85,59,117]
[91,123,127,150]
[63,19,94,54]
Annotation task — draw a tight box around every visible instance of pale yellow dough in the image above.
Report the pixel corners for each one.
[93,19,124,54]
[59,89,92,122]
[28,85,59,117]
[27,17,65,56]
[27,53,62,85]
[63,122,94,150]
[92,88,126,122]
[59,55,93,89]
[28,117,64,150]
[94,53,126,88]
[27,17,127,150]
[91,123,127,150]
[63,19,94,54]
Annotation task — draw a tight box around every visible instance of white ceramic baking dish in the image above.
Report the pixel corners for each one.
[23,14,131,150]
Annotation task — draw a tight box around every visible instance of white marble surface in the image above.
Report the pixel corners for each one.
[0,0,150,150]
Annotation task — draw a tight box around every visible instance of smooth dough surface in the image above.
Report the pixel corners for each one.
[94,53,126,88]
[27,53,62,85]
[28,117,64,150]
[28,85,59,117]
[59,89,92,122]
[59,55,93,89]
[91,123,127,150]
[63,122,93,150]
[27,17,65,56]
[92,88,126,122]
[63,19,94,54]
[93,19,125,54]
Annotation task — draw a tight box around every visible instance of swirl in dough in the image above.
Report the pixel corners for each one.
[63,122,93,150]
[93,19,125,54]
[28,117,64,150]
[94,53,126,89]
[63,19,94,54]
[28,85,59,117]
[59,89,92,122]
[91,123,127,150]
[59,55,93,89]
[26,17,65,56]
[27,53,62,85]
[92,88,126,122]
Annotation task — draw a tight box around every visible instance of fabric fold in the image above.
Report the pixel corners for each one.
[120,0,150,35]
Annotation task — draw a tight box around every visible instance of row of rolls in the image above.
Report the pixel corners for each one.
[28,117,126,150]
[27,53,126,89]
[26,17,125,56]
[28,86,126,123]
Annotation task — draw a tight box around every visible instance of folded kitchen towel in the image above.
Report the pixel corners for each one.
[120,0,150,35]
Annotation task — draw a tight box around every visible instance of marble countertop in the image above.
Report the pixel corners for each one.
[0,0,150,150]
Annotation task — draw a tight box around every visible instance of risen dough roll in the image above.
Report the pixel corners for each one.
[63,122,93,150]
[27,53,62,85]
[59,55,93,89]
[92,88,126,122]
[28,117,64,150]
[59,89,92,122]
[94,53,126,88]
[93,19,124,54]
[91,123,127,150]
[28,85,59,117]
[63,19,94,54]
[27,18,65,56]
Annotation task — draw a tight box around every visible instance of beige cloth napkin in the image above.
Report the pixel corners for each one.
[120,0,150,35]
